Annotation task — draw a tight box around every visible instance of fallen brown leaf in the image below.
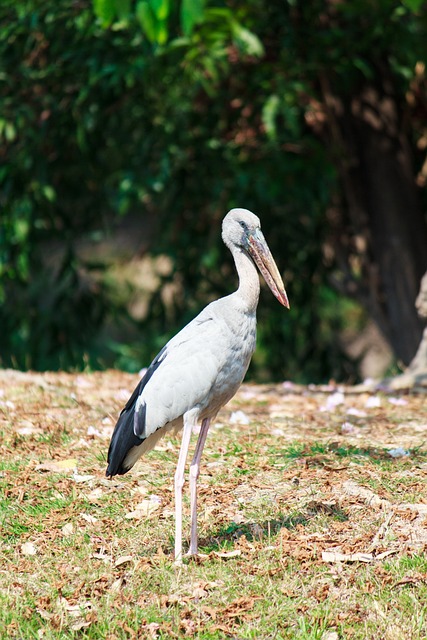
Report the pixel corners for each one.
[322,551,374,563]
[21,542,37,556]
[35,458,78,473]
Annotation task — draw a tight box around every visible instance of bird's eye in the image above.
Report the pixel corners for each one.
[239,221,247,231]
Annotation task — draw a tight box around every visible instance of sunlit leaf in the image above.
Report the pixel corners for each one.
[181,0,205,36]
[136,0,168,43]
[93,0,116,26]
[149,0,169,21]
[136,1,157,42]
[156,19,169,45]
[13,219,30,242]
[42,185,56,202]
[262,94,280,140]
[5,121,16,142]
[231,21,264,56]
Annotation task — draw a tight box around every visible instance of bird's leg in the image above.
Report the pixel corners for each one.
[188,418,211,556]
[174,417,194,563]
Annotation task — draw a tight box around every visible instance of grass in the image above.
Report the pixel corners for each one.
[0,370,427,638]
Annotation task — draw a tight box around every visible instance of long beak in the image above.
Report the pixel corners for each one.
[248,229,290,309]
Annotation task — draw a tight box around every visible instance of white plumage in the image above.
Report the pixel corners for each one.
[106,208,289,561]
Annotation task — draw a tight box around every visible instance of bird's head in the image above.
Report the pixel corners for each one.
[222,208,290,309]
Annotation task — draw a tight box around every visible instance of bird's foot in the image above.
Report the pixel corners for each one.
[186,544,198,557]
[186,547,209,561]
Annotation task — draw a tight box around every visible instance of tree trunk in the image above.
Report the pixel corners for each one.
[408,270,427,372]
[390,270,427,388]
[320,67,427,365]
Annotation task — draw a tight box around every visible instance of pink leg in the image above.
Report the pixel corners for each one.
[188,418,211,556]
[174,416,194,563]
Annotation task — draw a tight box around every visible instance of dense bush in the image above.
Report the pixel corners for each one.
[1,0,426,381]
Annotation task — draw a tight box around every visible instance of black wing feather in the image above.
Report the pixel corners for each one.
[106,346,167,477]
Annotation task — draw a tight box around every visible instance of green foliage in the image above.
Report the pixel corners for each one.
[93,0,204,42]
[1,0,426,379]
[181,0,205,36]
[136,0,169,44]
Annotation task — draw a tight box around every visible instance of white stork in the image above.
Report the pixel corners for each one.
[106,208,289,561]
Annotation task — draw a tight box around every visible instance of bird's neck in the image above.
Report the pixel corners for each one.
[232,247,260,312]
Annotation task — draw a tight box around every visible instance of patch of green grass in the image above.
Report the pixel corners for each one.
[0,458,23,472]
[272,441,427,468]
[386,553,427,575]
[2,373,427,638]
[0,478,78,542]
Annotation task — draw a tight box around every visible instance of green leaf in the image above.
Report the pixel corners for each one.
[93,0,116,26]
[5,122,16,142]
[149,0,169,21]
[14,219,30,243]
[353,57,373,79]
[136,1,157,42]
[136,0,169,43]
[401,0,424,12]
[42,185,56,202]
[231,21,264,57]
[113,0,131,21]
[181,0,205,36]
[157,20,168,45]
[262,95,280,140]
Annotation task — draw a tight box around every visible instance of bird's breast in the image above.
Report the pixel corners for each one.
[199,311,256,419]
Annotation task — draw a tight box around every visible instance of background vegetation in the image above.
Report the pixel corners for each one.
[1,0,426,382]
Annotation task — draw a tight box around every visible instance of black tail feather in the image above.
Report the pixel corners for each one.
[106,347,167,477]
[106,406,142,477]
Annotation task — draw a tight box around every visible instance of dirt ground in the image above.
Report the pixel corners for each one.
[1,369,427,638]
